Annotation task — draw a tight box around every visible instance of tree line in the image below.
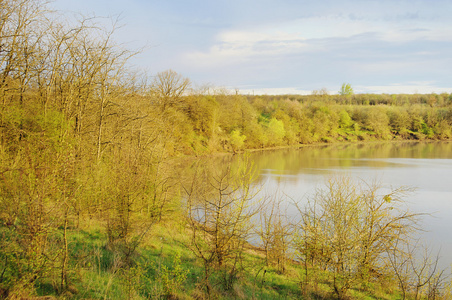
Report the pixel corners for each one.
[1,0,451,299]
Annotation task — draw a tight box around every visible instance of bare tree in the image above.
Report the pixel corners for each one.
[152,69,191,112]
[389,241,449,300]
[256,193,293,274]
[183,155,262,294]
[294,176,420,299]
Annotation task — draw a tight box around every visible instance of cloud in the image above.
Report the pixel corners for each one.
[184,9,452,70]
[357,82,452,94]
[237,83,452,96]
[379,26,452,43]
[184,28,312,68]
[238,87,313,95]
[184,16,364,68]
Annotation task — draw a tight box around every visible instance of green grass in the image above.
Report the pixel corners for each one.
[27,219,417,300]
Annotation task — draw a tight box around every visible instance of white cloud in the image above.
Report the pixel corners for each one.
[236,83,452,95]
[379,26,452,43]
[357,82,452,94]
[184,11,452,71]
[238,87,312,95]
[184,26,312,68]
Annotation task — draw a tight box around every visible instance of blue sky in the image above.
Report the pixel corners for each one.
[51,0,452,95]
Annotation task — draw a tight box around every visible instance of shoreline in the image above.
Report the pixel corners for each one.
[179,138,452,161]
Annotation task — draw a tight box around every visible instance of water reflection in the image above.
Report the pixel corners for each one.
[250,141,452,182]
[176,142,452,268]
[246,141,452,269]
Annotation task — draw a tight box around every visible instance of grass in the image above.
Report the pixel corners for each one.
[27,218,417,300]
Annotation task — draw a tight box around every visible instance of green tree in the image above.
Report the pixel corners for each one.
[339,83,354,96]
[274,110,300,145]
[311,106,337,142]
[229,129,246,153]
[388,107,411,138]
[338,109,353,129]
[364,107,391,139]
[266,118,285,146]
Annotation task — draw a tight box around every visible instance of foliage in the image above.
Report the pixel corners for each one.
[339,83,354,96]
[266,118,286,146]
[229,129,246,152]
[158,253,190,298]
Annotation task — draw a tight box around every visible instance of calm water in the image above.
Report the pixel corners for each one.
[248,141,452,269]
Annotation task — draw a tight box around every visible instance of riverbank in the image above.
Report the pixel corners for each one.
[29,219,405,300]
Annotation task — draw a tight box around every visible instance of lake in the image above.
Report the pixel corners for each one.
[247,141,452,269]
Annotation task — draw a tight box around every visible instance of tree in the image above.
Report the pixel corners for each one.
[229,129,246,153]
[311,106,337,142]
[294,176,420,299]
[152,69,191,112]
[388,107,411,138]
[183,155,262,294]
[266,118,285,146]
[338,109,353,129]
[256,194,292,274]
[312,87,329,97]
[364,106,391,138]
[339,83,354,96]
[388,241,447,300]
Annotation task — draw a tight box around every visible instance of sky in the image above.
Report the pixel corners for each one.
[50,0,452,95]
